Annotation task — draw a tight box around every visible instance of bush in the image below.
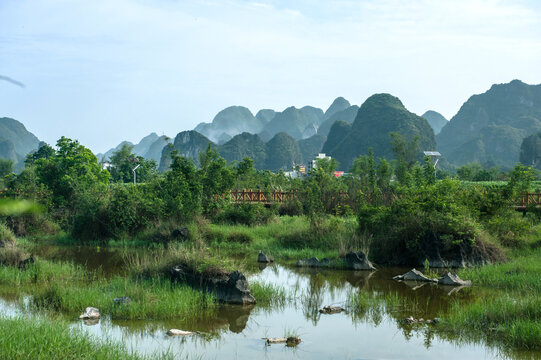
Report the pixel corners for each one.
[278,199,304,216]
[214,203,274,226]
[4,213,60,237]
[360,179,505,265]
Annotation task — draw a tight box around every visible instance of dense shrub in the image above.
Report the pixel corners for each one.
[360,179,504,265]
[213,203,274,226]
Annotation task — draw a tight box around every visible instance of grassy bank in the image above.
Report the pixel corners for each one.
[0,259,217,321]
[0,316,151,360]
[439,248,541,350]
[193,215,360,263]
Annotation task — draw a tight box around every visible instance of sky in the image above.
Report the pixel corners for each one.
[1,0,541,153]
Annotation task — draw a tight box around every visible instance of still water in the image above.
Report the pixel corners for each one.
[1,246,538,359]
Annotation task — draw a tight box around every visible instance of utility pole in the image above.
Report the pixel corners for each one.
[132,164,141,185]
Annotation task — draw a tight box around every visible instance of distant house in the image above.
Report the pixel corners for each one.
[308,153,331,172]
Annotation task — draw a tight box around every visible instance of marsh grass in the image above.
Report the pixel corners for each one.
[203,215,359,261]
[458,247,541,292]
[0,259,217,321]
[444,294,541,350]
[124,242,242,278]
[0,316,150,360]
[250,281,289,308]
[32,276,216,321]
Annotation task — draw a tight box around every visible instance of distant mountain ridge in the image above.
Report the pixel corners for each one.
[161,130,322,172]
[98,132,171,164]
[437,80,541,168]
[0,117,40,170]
[323,94,436,170]
[422,111,448,135]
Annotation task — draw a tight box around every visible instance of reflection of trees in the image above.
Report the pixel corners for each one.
[301,273,326,325]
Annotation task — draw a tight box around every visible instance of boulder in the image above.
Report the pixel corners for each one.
[257,251,274,263]
[167,329,196,336]
[171,227,189,240]
[345,251,376,271]
[79,307,100,320]
[319,305,344,314]
[437,273,472,286]
[170,266,256,305]
[393,269,437,282]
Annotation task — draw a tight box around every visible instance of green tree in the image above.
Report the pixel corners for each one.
[0,158,13,180]
[154,151,202,221]
[390,132,420,185]
[25,143,55,165]
[32,137,110,207]
[199,145,234,215]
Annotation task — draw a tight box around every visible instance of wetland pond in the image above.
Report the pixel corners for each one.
[1,245,538,360]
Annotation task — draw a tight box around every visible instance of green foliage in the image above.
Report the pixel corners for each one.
[504,164,535,198]
[199,145,234,215]
[163,153,202,220]
[360,179,503,265]
[0,158,13,181]
[32,137,110,207]
[214,203,274,226]
[456,163,501,181]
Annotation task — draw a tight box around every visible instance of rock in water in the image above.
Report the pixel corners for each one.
[286,337,301,347]
[167,329,195,336]
[393,269,437,282]
[265,337,301,346]
[319,305,344,314]
[79,307,100,320]
[257,251,274,263]
[345,251,376,270]
[266,337,287,344]
[296,257,328,267]
[170,266,256,305]
[437,273,472,286]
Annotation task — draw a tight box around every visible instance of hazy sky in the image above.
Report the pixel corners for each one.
[1,0,540,153]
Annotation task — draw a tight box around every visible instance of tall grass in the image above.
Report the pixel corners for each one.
[203,215,360,261]
[0,316,150,360]
[444,294,541,350]
[250,281,289,308]
[458,247,541,292]
[32,276,216,321]
[0,259,217,321]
